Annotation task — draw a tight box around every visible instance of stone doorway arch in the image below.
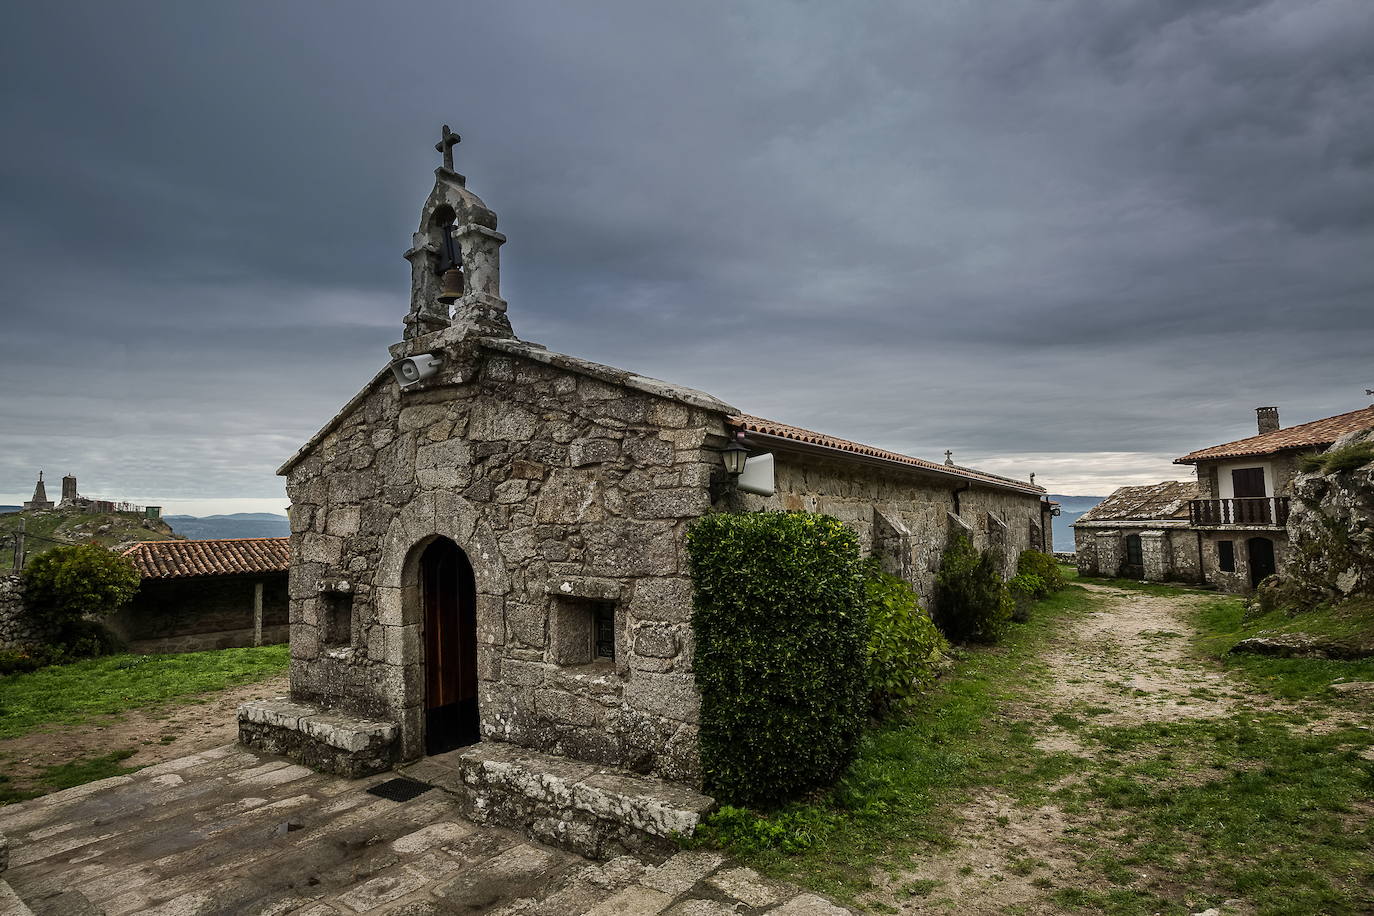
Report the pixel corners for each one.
[416,536,478,754]
[375,491,510,760]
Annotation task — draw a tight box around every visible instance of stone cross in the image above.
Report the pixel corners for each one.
[944,450,954,466]
[435,125,461,171]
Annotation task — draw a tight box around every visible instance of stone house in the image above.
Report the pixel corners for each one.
[113,538,289,652]
[238,143,1052,806]
[1072,480,1199,583]
[1076,405,1374,592]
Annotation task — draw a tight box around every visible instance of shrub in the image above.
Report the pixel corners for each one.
[1006,574,1043,623]
[21,544,139,655]
[863,562,948,716]
[688,511,870,807]
[932,534,1011,643]
[1299,441,1374,475]
[1016,549,1066,597]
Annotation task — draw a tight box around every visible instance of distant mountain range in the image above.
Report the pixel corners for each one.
[1047,495,1105,552]
[164,513,291,540]
[27,501,1104,550]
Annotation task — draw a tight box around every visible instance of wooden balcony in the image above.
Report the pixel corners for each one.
[1189,497,1290,527]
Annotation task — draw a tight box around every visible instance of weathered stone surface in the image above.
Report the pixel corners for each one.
[1230,634,1374,660]
[237,698,397,777]
[410,742,714,859]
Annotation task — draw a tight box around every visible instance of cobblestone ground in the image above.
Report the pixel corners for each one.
[0,745,851,915]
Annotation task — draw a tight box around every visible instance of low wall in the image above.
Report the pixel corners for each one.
[0,575,43,651]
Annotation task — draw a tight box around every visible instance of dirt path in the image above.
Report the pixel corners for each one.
[869,584,1246,915]
[0,674,287,796]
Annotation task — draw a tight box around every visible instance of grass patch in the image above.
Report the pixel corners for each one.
[1193,597,1374,698]
[689,585,1096,902]
[0,749,139,804]
[0,644,288,740]
[1066,714,1374,914]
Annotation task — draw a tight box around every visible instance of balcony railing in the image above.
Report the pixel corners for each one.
[1189,497,1290,527]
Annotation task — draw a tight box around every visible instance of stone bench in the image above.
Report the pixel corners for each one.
[400,742,716,859]
[237,698,398,778]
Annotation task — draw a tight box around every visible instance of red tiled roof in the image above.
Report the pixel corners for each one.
[1175,406,1374,464]
[728,414,1044,494]
[122,537,290,579]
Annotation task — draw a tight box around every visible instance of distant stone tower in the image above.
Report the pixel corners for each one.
[23,471,54,511]
[61,474,78,505]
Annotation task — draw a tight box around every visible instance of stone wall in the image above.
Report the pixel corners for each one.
[737,452,1048,605]
[0,574,42,651]
[106,574,289,653]
[1280,429,1374,603]
[278,346,722,783]
[1073,526,1201,582]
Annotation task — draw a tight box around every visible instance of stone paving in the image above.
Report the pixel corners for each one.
[0,744,854,915]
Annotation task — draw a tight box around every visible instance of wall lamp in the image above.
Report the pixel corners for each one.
[721,439,749,476]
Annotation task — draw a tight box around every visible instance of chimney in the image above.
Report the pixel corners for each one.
[1256,407,1280,434]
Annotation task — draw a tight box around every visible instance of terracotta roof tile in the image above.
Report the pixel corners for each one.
[1175,406,1374,464]
[122,537,290,580]
[728,414,1044,494]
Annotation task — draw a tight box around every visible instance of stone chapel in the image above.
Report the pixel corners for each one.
[239,132,1053,849]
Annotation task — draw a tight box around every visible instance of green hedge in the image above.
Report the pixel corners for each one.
[932,534,1011,643]
[688,512,870,807]
[1016,548,1066,596]
[864,562,948,716]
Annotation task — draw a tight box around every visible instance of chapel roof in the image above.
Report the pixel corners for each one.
[122,537,290,579]
[729,414,1045,495]
[1174,405,1374,465]
[1074,480,1198,524]
[278,338,1041,495]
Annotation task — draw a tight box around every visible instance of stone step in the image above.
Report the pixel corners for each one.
[237,697,399,778]
[400,741,716,859]
[0,878,35,916]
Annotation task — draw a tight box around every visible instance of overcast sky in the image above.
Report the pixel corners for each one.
[2,1,1371,513]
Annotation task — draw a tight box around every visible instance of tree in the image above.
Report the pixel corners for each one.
[21,544,139,652]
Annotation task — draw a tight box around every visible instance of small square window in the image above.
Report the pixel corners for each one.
[552,598,617,666]
[594,603,616,661]
[1218,540,1235,573]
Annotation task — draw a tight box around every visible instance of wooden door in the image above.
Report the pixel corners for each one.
[1231,468,1268,523]
[420,538,479,755]
[1247,537,1276,588]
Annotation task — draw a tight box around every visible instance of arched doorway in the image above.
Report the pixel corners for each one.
[1246,537,1276,589]
[419,537,479,754]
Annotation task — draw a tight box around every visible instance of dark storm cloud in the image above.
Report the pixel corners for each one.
[2,0,1372,502]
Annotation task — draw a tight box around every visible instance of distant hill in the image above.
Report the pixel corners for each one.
[1047,495,1106,553]
[165,513,290,540]
[0,506,181,571]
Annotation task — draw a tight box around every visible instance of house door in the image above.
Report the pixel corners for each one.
[1231,468,1269,523]
[419,538,479,755]
[1246,537,1276,588]
[1122,534,1144,579]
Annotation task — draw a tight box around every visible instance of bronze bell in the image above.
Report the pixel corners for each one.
[437,266,464,304]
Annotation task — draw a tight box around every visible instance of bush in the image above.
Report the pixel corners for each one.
[1007,574,1043,623]
[688,511,870,807]
[932,534,1011,643]
[21,544,139,655]
[1016,549,1066,597]
[863,562,948,716]
[1299,441,1374,475]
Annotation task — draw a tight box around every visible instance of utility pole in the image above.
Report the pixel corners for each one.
[13,518,25,569]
